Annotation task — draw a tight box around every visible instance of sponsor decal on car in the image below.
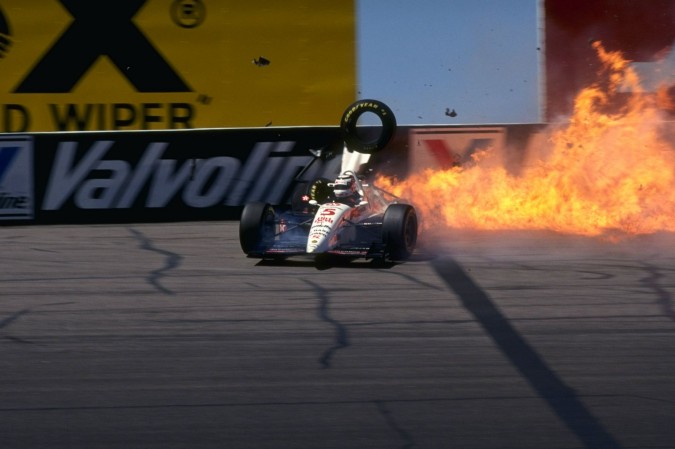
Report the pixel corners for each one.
[314,215,334,224]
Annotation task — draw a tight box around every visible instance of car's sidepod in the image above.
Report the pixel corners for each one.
[306,202,352,253]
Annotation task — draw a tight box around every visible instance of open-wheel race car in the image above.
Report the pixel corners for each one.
[239,100,418,262]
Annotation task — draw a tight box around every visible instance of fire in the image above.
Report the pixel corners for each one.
[380,42,675,237]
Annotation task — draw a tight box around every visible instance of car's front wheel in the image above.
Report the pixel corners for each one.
[239,202,275,256]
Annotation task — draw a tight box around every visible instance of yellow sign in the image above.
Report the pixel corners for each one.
[0,0,355,132]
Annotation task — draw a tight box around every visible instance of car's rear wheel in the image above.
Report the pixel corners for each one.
[382,204,418,260]
[291,177,332,211]
[239,202,275,256]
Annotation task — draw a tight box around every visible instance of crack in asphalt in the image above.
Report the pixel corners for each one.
[128,228,183,295]
[640,264,675,322]
[0,392,665,413]
[304,280,350,368]
[379,270,446,291]
[374,401,415,449]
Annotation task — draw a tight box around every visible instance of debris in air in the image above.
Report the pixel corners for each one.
[253,56,271,67]
[445,108,457,117]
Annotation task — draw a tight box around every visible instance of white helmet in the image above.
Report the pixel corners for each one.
[333,174,356,198]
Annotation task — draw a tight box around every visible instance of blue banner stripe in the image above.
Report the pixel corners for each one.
[0,146,20,184]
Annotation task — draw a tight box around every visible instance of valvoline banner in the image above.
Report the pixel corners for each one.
[31,127,344,223]
[0,0,356,132]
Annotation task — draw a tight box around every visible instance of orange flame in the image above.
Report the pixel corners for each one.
[380,42,675,238]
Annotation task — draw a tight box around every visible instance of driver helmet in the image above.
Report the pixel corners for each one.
[333,174,357,198]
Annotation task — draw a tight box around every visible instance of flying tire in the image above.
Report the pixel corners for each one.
[340,99,397,154]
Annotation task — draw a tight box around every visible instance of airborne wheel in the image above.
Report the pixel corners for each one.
[341,99,397,154]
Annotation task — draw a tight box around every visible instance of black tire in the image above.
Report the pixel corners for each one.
[382,204,418,260]
[307,178,333,203]
[341,99,396,154]
[291,178,332,211]
[239,202,275,256]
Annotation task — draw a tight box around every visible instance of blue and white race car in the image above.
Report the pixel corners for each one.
[239,100,418,262]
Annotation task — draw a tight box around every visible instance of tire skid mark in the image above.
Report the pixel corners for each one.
[128,228,183,295]
[0,309,30,330]
[640,264,675,322]
[0,309,32,344]
[303,279,350,368]
[379,269,446,291]
[576,270,614,280]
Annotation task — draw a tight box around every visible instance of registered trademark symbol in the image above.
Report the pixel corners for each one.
[171,0,205,29]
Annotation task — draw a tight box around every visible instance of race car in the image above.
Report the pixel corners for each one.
[239,100,418,262]
[239,169,417,261]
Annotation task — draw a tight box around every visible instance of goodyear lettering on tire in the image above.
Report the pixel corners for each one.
[340,99,396,154]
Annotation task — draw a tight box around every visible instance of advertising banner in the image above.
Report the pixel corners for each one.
[0,123,551,225]
[408,127,506,172]
[0,135,33,220]
[406,125,545,176]
[31,127,344,223]
[0,0,356,132]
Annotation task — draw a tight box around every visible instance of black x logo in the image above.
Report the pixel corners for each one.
[15,0,190,93]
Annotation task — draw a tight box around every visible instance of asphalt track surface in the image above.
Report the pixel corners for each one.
[2,221,675,449]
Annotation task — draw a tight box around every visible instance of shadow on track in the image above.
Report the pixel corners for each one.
[256,256,398,271]
[432,256,623,449]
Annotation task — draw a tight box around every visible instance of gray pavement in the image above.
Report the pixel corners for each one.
[1,222,674,448]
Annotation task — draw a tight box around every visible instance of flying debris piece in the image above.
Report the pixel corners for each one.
[253,56,270,67]
[265,121,272,127]
[445,108,457,117]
